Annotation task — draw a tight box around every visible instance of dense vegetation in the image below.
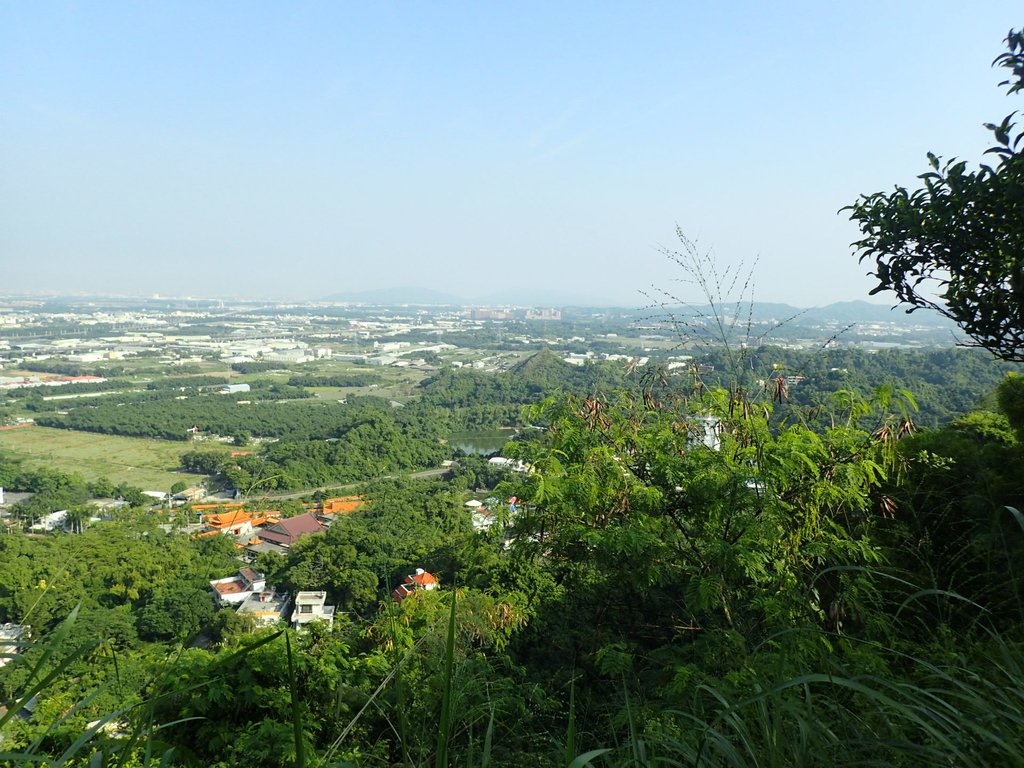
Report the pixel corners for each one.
[700,345,1023,428]
[202,401,453,491]
[5,358,1024,766]
[231,361,287,374]
[0,451,148,522]
[16,360,132,378]
[417,350,625,429]
[287,374,385,388]
[22,345,1020,444]
[32,381,315,440]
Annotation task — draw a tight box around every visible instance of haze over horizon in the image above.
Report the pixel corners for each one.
[0,284,910,313]
[2,3,1020,306]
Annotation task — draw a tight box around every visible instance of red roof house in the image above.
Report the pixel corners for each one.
[392,568,439,603]
[257,513,327,548]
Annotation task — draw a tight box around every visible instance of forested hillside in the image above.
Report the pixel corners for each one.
[4,345,1024,767]
[6,356,1024,766]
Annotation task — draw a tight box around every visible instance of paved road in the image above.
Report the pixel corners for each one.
[250,465,450,501]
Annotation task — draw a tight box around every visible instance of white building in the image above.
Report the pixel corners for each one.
[291,591,335,629]
[692,416,721,451]
[210,568,267,607]
[30,510,68,532]
[0,623,29,668]
[472,508,495,532]
[264,349,311,364]
[487,457,529,472]
[236,590,291,627]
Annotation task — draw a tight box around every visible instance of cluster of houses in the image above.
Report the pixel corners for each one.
[464,460,527,533]
[190,496,366,556]
[464,493,520,533]
[195,496,440,629]
[0,374,107,391]
[209,567,335,629]
[209,565,438,630]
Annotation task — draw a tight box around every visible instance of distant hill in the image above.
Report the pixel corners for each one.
[474,287,626,307]
[325,286,629,307]
[507,348,619,394]
[655,300,957,328]
[319,287,957,329]
[508,348,573,382]
[801,300,954,326]
[322,287,464,305]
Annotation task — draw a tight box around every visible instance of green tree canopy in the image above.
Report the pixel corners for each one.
[846,30,1024,361]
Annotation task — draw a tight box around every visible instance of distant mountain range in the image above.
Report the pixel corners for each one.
[654,300,956,327]
[802,300,950,325]
[788,301,953,327]
[322,287,465,305]
[320,289,955,328]
[322,286,624,306]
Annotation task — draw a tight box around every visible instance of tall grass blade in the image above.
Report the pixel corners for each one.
[387,601,411,768]
[564,676,577,768]
[286,630,308,768]
[623,681,644,767]
[567,749,612,767]
[0,753,50,765]
[481,705,495,768]
[1004,505,1024,533]
[895,588,988,618]
[0,606,100,733]
[435,586,458,768]
[30,682,116,762]
[320,632,431,764]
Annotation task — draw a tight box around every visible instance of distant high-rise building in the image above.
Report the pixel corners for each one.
[471,309,512,320]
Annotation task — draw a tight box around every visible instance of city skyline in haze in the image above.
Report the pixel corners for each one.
[2,3,1021,306]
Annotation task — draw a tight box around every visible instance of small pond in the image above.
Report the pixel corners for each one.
[449,429,516,455]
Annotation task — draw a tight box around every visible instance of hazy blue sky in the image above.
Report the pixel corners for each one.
[2,2,1021,306]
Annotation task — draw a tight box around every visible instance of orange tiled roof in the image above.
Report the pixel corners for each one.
[322,495,367,515]
[392,570,438,603]
[205,510,253,530]
[409,570,438,587]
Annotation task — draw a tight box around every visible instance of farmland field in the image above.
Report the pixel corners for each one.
[0,425,205,490]
[300,366,430,402]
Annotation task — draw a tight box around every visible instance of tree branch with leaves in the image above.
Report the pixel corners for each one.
[845,29,1024,361]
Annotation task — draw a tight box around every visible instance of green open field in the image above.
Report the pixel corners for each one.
[293,365,430,402]
[0,426,205,490]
